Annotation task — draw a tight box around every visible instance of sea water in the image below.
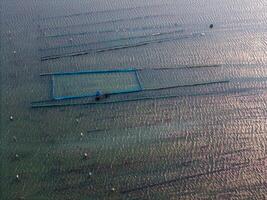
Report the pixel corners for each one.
[1,0,266,199]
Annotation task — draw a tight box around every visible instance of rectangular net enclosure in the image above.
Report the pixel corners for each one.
[48,68,143,100]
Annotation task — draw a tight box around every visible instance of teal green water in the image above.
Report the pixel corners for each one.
[53,70,140,99]
[1,0,266,199]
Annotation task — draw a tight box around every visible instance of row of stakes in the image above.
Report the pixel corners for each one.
[10,116,116,192]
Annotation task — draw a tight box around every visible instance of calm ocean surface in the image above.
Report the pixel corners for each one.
[1,0,266,199]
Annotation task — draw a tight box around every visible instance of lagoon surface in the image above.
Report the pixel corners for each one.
[1,0,266,199]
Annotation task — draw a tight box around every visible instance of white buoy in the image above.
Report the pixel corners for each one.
[111,187,116,192]
[9,115,14,121]
[13,51,16,54]
[89,172,92,176]
[83,153,88,159]
[15,154,19,159]
[80,132,84,137]
[16,174,20,180]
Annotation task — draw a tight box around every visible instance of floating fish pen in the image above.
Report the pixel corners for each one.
[47,68,142,100]
[32,66,229,108]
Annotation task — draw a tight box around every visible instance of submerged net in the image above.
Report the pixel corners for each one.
[52,69,142,100]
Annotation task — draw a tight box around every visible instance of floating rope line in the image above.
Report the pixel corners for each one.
[40,33,202,61]
[120,164,250,194]
[40,23,182,39]
[38,3,169,21]
[31,80,230,108]
[40,14,174,32]
[39,30,183,52]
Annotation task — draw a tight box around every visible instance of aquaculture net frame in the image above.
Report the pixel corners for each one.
[45,68,143,100]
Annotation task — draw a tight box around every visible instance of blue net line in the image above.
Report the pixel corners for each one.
[49,68,142,100]
[41,68,137,76]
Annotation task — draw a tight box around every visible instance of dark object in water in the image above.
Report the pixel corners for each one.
[209,24,214,29]
[95,91,109,101]
[95,91,101,101]
[95,96,101,101]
